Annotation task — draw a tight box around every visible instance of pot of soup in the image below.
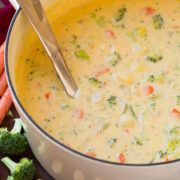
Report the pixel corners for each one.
[5,0,180,179]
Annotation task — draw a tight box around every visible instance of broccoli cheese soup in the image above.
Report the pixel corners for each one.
[15,0,180,164]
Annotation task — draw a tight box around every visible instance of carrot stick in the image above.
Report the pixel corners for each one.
[0,71,7,96]
[95,67,110,77]
[73,109,84,119]
[118,153,126,163]
[143,85,154,96]
[0,88,12,124]
[0,42,5,75]
[85,151,96,158]
[171,108,180,118]
[143,7,156,16]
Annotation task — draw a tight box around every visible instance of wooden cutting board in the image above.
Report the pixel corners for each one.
[0,105,53,180]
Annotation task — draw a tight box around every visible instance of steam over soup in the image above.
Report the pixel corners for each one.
[15,0,180,164]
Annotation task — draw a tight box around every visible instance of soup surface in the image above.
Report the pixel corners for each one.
[15,0,180,164]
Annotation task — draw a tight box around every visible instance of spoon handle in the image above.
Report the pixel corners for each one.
[17,0,78,97]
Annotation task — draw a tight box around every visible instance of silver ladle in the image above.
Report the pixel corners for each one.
[16,0,78,97]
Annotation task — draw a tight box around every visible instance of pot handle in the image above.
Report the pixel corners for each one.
[9,0,19,11]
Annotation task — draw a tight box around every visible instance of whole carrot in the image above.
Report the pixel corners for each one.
[0,42,5,75]
[0,70,7,96]
[0,88,12,124]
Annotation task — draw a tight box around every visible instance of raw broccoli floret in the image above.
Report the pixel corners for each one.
[1,157,35,180]
[0,118,28,155]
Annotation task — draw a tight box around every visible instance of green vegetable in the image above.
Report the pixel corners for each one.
[74,50,90,60]
[0,119,28,155]
[96,16,107,27]
[108,52,121,66]
[177,96,180,105]
[158,150,167,158]
[167,138,180,151]
[169,126,180,135]
[108,138,117,148]
[115,6,127,22]
[152,14,164,29]
[146,54,163,63]
[122,103,128,114]
[91,13,107,27]
[135,137,143,146]
[147,72,164,82]
[129,105,137,119]
[91,12,97,19]
[1,157,35,180]
[150,102,156,110]
[89,78,102,88]
[107,96,117,106]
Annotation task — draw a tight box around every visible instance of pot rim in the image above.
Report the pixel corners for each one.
[5,8,180,167]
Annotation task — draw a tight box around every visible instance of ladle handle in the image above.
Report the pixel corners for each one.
[9,0,19,10]
[15,0,78,97]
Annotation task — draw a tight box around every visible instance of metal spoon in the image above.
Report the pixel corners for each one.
[16,0,78,97]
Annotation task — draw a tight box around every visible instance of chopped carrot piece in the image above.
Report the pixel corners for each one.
[171,108,180,118]
[105,29,116,39]
[0,71,7,96]
[124,128,130,135]
[143,7,156,16]
[0,88,12,124]
[95,67,110,77]
[118,153,126,163]
[0,42,5,75]
[143,85,154,96]
[44,92,51,100]
[85,151,96,158]
[172,25,179,30]
[73,109,84,119]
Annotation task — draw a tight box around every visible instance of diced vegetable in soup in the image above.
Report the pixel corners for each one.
[15,0,180,164]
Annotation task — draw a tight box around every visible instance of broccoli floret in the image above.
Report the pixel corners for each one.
[147,72,165,82]
[158,150,167,158]
[152,14,164,29]
[74,49,90,60]
[146,54,163,63]
[0,118,28,155]
[1,157,35,180]
[107,96,117,106]
[108,52,121,66]
[89,77,102,88]
[115,6,127,22]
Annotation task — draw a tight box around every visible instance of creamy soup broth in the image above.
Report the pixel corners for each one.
[15,0,180,163]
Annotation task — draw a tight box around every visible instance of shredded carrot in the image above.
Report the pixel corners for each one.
[44,92,51,100]
[105,29,116,39]
[0,71,7,96]
[143,85,154,96]
[171,108,180,118]
[0,88,12,124]
[73,109,84,119]
[95,67,110,77]
[85,151,96,158]
[0,42,5,75]
[124,128,130,135]
[143,7,156,16]
[118,153,126,163]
